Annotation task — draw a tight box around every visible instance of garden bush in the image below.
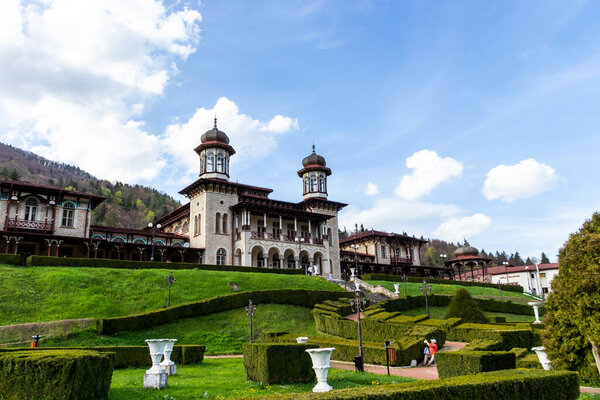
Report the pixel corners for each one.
[436,350,516,378]
[0,254,21,265]
[98,289,353,334]
[243,343,318,384]
[445,288,488,323]
[239,369,578,400]
[26,255,304,274]
[448,323,536,350]
[516,353,542,369]
[0,345,204,368]
[0,350,113,400]
[362,273,524,293]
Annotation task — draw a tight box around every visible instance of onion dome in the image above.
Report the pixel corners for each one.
[302,144,326,167]
[455,245,479,257]
[201,117,230,144]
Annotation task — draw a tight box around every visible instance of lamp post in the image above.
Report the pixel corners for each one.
[164,272,176,307]
[402,273,407,296]
[419,279,433,318]
[534,263,544,299]
[147,222,162,261]
[525,266,533,295]
[295,237,305,273]
[246,299,257,343]
[350,283,367,372]
[351,244,359,278]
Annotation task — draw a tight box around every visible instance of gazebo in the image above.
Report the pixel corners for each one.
[445,244,492,281]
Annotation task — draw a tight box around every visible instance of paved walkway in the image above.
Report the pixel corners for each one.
[580,386,600,394]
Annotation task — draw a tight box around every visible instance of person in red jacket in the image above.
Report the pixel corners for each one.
[423,339,438,365]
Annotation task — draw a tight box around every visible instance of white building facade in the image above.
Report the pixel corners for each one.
[489,263,559,296]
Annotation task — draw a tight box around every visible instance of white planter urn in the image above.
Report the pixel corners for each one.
[143,339,168,389]
[350,268,356,277]
[531,346,553,370]
[160,339,178,375]
[393,284,400,294]
[528,301,544,324]
[306,348,335,393]
[296,337,309,344]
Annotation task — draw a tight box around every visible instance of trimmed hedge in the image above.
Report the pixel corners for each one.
[448,323,537,350]
[436,351,516,378]
[26,255,304,274]
[516,353,542,369]
[0,350,113,400]
[98,289,353,335]
[0,253,21,266]
[238,369,579,400]
[0,345,204,369]
[243,343,318,384]
[362,273,524,293]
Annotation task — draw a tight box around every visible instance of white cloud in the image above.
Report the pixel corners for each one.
[433,213,492,243]
[365,182,379,196]
[482,159,558,202]
[0,0,201,182]
[161,97,299,176]
[394,150,463,200]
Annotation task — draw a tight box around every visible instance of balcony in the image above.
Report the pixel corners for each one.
[249,231,325,246]
[391,257,413,265]
[6,218,52,233]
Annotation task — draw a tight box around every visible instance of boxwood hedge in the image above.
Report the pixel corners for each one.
[98,289,353,334]
[362,273,524,293]
[0,350,113,400]
[239,369,578,400]
[243,343,318,384]
[448,323,538,350]
[0,254,21,266]
[436,351,516,378]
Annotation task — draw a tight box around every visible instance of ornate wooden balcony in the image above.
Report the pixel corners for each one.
[391,257,413,265]
[6,218,52,233]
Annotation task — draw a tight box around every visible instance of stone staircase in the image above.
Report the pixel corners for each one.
[334,276,398,305]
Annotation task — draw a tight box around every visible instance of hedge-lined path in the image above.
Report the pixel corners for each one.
[581,387,600,394]
[205,354,243,359]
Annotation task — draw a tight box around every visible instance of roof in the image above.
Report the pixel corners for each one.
[340,249,375,258]
[155,203,190,226]
[487,263,559,276]
[179,178,273,197]
[231,195,332,222]
[0,179,105,208]
[446,255,492,264]
[340,230,427,245]
[90,225,188,239]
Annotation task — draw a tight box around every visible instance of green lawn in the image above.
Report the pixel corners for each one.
[0,265,342,325]
[45,304,317,354]
[400,306,540,322]
[108,358,416,399]
[367,280,530,302]
[579,394,600,399]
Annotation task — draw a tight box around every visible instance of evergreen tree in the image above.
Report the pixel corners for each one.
[9,168,20,181]
[525,257,533,265]
[445,288,488,323]
[541,252,551,264]
[360,223,365,232]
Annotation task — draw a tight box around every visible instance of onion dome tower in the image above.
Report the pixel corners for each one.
[454,245,479,258]
[194,117,236,180]
[297,144,332,200]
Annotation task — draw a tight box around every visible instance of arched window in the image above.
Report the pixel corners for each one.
[194,215,198,235]
[319,176,325,192]
[207,152,215,172]
[287,254,295,268]
[216,248,226,265]
[224,157,229,175]
[24,199,38,221]
[61,203,75,227]
[200,155,206,174]
[217,153,224,173]
[310,176,318,192]
[222,213,228,234]
[215,213,221,234]
[304,178,309,194]
[196,214,201,235]
[257,251,264,267]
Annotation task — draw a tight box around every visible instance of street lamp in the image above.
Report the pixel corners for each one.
[295,237,305,273]
[419,279,433,318]
[164,272,176,307]
[402,273,407,297]
[246,299,257,343]
[525,266,533,295]
[350,244,359,278]
[148,222,162,261]
[350,283,367,372]
[439,253,448,281]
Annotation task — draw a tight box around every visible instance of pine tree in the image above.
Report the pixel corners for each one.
[541,252,550,264]
[9,168,20,181]
[445,288,488,323]
[525,257,533,265]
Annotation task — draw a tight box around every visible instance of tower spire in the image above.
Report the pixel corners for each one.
[214,115,218,129]
[312,142,315,153]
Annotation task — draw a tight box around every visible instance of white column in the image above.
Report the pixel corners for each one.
[248,211,251,228]
[294,217,297,232]
[308,221,312,243]
[263,213,267,227]
[235,214,239,229]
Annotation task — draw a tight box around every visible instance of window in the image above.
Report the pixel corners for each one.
[200,155,205,174]
[381,245,386,258]
[272,222,281,237]
[530,273,534,279]
[222,213,228,234]
[217,154,224,172]
[287,224,295,237]
[61,203,75,227]
[301,225,309,239]
[310,176,318,192]
[24,199,38,221]
[194,214,201,236]
[206,152,215,172]
[224,157,229,175]
[540,273,546,278]
[194,216,198,235]
[304,178,309,194]
[319,177,325,192]
[257,225,265,234]
[216,248,226,265]
[215,213,221,233]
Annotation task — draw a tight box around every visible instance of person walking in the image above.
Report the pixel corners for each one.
[307,265,314,276]
[423,339,438,365]
[422,340,431,365]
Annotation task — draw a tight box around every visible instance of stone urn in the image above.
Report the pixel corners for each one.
[306,347,336,393]
[528,301,544,324]
[160,339,178,375]
[296,337,309,344]
[393,283,400,294]
[531,346,553,370]
[350,267,356,277]
[144,339,168,389]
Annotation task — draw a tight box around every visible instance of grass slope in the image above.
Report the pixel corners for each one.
[109,358,416,399]
[45,304,317,354]
[0,266,342,325]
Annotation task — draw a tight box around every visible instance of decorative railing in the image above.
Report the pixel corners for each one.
[6,218,52,232]
[313,238,324,245]
[391,257,413,265]
[282,235,296,242]
[251,231,263,239]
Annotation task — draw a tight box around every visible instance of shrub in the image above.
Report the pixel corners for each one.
[0,254,21,266]
[516,353,542,369]
[243,343,318,384]
[238,369,579,400]
[445,289,488,323]
[0,345,204,369]
[448,323,535,350]
[0,350,113,400]
[436,351,516,378]
[362,273,524,293]
[26,255,304,274]
[98,289,353,334]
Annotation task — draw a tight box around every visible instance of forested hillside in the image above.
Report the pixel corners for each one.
[0,142,181,228]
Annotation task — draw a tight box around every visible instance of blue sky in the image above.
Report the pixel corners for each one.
[2,0,600,260]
